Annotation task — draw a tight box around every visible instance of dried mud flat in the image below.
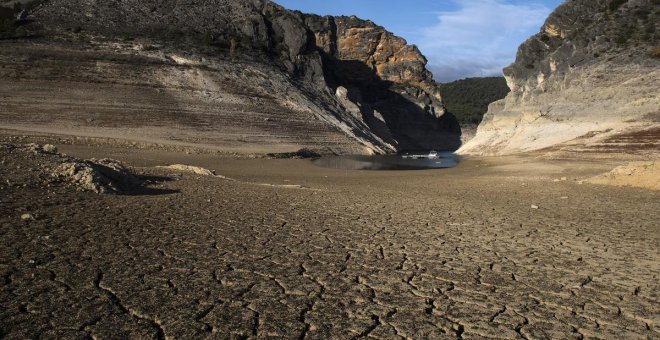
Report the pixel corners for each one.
[1,134,658,339]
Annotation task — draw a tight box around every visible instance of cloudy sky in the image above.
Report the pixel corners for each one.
[274,0,564,82]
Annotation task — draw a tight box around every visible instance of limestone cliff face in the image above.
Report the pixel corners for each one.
[307,16,443,113]
[460,0,660,156]
[24,0,458,152]
[35,0,324,83]
[304,15,458,150]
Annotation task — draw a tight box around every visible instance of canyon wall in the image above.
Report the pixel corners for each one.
[304,15,459,150]
[460,0,659,156]
[0,0,459,154]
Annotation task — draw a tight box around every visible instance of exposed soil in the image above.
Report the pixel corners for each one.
[0,40,377,155]
[1,132,658,339]
[589,161,660,190]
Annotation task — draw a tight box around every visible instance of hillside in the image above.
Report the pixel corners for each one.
[439,77,509,126]
[0,0,460,154]
[460,0,660,156]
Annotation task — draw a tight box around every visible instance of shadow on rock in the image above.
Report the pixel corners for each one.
[321,58,462,151]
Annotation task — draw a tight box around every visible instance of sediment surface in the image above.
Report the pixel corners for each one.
[0,0,460,154]
[1,133,658,339]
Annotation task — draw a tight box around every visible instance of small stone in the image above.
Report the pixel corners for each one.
[561,177,567,181]
[531,205,539,209]
[21,213,35,221]
[42,144,58,153]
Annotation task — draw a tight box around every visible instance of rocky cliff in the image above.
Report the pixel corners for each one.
[304,15,459,150]
[460,0,659,156]
[0,0,458,154]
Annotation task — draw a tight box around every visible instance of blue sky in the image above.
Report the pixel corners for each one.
[274,0,564,82]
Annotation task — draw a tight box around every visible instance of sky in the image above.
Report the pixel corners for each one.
[273,0,564,82]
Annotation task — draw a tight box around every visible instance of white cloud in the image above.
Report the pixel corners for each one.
[415,0,553,82]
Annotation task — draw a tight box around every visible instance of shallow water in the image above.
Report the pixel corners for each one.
[313,152,459,170]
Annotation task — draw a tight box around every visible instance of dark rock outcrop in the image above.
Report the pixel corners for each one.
[304,14,459,150]
[0,6,14,20]
[461,0,659,155]
[16,0,459,152]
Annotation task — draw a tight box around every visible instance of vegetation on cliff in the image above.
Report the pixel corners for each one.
[0,0,43,39]
[439,77,509,125]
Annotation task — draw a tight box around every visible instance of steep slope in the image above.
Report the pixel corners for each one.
[460,0,660,156]
[0,0,458,154]
[304,15,460,150]
[0,41,377,154]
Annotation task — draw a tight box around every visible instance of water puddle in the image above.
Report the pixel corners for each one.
[313,151,459,170]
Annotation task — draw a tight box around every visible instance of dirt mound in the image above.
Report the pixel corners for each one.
[158,164,216,176]
[588,161,660,190]
[52,158,139,194]
[1,142,143,194]
[26,143,58,154]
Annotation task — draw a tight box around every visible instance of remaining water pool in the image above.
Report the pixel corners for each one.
[313,152,459,170]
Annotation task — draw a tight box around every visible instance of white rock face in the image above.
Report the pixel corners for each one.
[460,64,660,155]
[459,0,660,156]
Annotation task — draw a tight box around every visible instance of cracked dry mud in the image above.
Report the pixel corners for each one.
[1,141,659,339]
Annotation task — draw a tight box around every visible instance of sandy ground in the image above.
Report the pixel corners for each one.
[1,132,659,339]
[588,161,660,191]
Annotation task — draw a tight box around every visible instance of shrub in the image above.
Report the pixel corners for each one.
[14,26,26,37]
[608,0,628,11]
[121,32,134,41]
[0,18,19,39]
[439,77,510,126]
[652,47,660,58]
[200,31,213,46]
[614,35,628,44]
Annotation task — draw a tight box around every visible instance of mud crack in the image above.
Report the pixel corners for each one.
[94,271,166,340]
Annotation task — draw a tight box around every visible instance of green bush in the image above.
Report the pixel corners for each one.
[200,31,214,46]
[439,77,510,126]
[652,47,660,58]
[12,0,44,12]
[0,18,21,39]
[608,0,628,11]
[614,35,628,44]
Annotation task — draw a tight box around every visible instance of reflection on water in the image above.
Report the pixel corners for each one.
[313,152,459,170]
